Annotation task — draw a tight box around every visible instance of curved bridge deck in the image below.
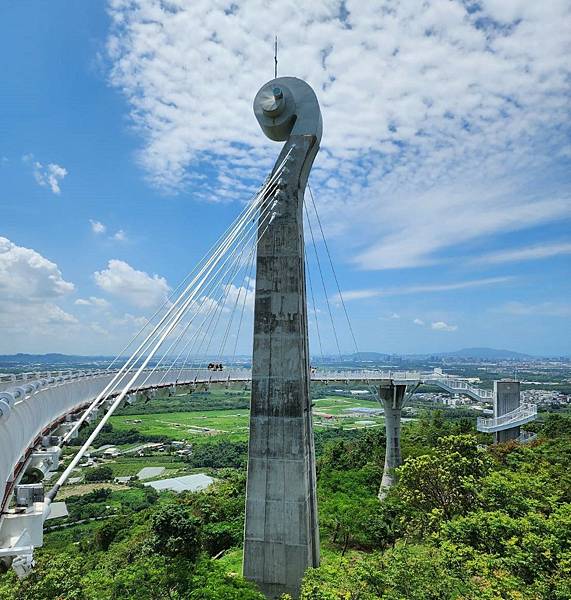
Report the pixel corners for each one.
[1,367,495,515]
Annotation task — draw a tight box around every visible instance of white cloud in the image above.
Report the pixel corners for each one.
[115,313,149,328]
[431,320,458,332]
[24,155,68,194]
[112,229,127,242]
[94,259,170,308]
[90,323,110,336]
[338,276,512,301]
[105,0,571,266]
[0,236,74,299]
[338,289,379,302]
[473,242,571,265]
[226,281,255,311]
[75,296,111,310]
[413,318,425,326]
[0,237,77,336]
[187,279,255,317]
[495,301,571,317]
[90,220,107,234]
[351,185,571,270]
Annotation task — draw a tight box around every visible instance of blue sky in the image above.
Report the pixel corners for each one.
[0,0,570,357]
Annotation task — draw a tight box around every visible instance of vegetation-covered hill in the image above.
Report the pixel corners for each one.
[1,413,570,599]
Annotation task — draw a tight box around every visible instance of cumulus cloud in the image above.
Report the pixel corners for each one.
[226,280,255,311]
[413,318,425,326]
[112,229,127,241]
[94,259,170,308]
[431,320,458,332]
[90,219,107,234]
[187,277,255,318]
[0,237,77,335]
[106,0,571,266]
[75,296,111,310]
[0,236,74,300]
[113,313,149,328]
[24,154,68,194]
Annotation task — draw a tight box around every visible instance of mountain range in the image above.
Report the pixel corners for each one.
[0,347,547,365]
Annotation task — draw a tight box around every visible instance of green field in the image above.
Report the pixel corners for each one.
[110,407,251,441]
[109,391,385,442]
[104,456,184,477]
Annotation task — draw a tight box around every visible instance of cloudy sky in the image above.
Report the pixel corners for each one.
[1,0,570,356]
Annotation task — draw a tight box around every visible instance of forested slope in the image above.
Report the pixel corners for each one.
[0,413,569,599]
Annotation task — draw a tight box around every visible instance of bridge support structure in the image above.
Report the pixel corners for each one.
[476,379,537,441]
[243,77,322,599]
[493,380,521,443]
[378,381,407,500]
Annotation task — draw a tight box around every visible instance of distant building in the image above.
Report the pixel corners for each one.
[102,447,120,458]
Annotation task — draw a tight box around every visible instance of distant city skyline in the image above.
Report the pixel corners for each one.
[1,1,570,356]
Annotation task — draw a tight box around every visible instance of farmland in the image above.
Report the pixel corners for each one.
[108,385,386,443]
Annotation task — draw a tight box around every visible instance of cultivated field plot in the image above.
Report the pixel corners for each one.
[110,389,385,441]
[110,408,251,441]
[105,456,184,478]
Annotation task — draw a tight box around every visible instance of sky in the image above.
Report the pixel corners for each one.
[0,0,570,357]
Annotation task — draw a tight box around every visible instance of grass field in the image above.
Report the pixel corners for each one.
[110,408,251,441]
[105,456,184,477]
[109,391,385,442]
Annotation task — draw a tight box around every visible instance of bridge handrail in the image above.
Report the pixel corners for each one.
[477,403,537,429]
[1,368,499,407]
[429,377,493,399]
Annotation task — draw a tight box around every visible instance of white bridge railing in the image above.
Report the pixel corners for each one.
[0,369,497,417]
[429,378,493,402]
[477,403,537,433]
[0,368,492,391]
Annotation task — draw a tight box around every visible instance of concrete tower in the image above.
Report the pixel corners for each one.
[378,380,407,500]
[493,380,521,443]
[243,78,322,599]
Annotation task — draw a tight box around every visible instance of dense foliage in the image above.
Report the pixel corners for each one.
[295,412,571,599]
[0,472,263,600]
[69,422,170,448]
[84,465,114,482]
[1,412,569,599]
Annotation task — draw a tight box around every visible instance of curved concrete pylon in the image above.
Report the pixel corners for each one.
[244,77,322,599]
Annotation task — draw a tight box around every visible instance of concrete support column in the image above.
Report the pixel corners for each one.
[244,77,322,599]
[494,380,521,443]
[378,381,407,500]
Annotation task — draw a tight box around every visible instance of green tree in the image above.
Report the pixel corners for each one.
[397,434,491,523]
[150,504,202,561]
[94,516,131,551]
[84,465,113,482]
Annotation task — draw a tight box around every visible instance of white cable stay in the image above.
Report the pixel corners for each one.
[58,152,291,444]
[141,195,274,389]
[45,157,291,502]
[104,159,288,372]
